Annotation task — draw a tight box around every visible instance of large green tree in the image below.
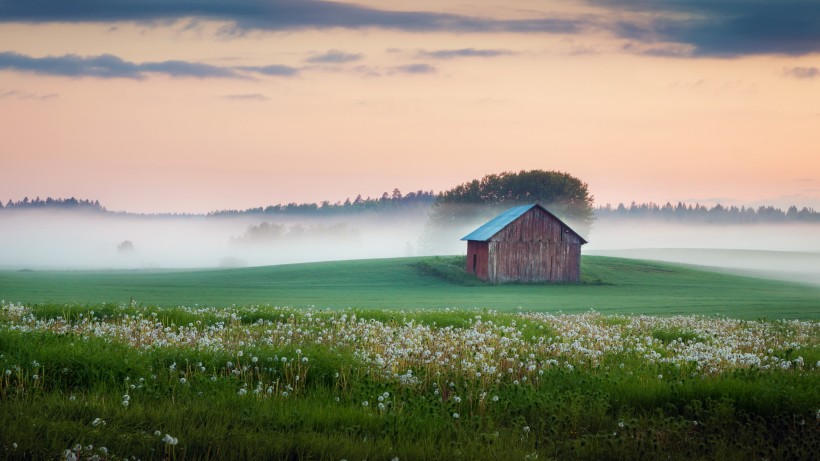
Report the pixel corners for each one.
[421,170,594,253]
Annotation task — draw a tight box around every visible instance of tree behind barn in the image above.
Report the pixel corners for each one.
[421,170,594,254]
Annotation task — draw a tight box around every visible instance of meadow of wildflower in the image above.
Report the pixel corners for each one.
[0,302,818,460]
[1,256,819,318]
[1,256,819,459]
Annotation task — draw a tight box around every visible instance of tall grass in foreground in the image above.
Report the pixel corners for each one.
[1,302,818,460]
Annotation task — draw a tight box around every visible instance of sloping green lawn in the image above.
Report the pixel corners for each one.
[1,256,818,319]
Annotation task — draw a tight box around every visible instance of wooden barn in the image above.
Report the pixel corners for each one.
[461,204,587,284]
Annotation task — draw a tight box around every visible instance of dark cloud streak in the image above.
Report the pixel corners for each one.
[783,66,819,79]
[0,52,142,78]
[391,63,436,75]
[0,0,584,34]
[237,64,299,76]
[593,0,820,56]
[0,89,58,100]
[418,48,513,59]
[0,51,302,79]
[305,50,362,64]
[3,1,816,57]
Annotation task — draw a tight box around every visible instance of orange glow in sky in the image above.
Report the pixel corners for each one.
[1,1,818,213]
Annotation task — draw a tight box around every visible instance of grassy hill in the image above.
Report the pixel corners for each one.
[1,256,818,319]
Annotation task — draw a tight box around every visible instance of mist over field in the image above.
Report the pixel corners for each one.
[0,210,818,286]
[585,220,820,286]
[0,210,428,270]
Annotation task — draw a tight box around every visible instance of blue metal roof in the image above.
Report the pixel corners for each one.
[461,204,536,241]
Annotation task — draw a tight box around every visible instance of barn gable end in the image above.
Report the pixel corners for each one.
[461,204,587,284]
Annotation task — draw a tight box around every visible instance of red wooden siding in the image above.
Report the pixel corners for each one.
[466,240,489,280]
[483,207,583,283]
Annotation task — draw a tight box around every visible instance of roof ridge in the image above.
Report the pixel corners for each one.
[460,203,587,243]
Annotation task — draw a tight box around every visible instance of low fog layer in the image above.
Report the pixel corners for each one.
[1,211,818,287]
[585,220,820,253]
[0,210,429,270]
[585,220,820,286]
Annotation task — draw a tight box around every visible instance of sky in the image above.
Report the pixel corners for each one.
[1,0,819,214]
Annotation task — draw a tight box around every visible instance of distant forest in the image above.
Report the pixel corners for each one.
[3,194,819,223]
[0,191,436,217]
[209,189,437,217]
[2,196,106,211]
[596,202,820,223]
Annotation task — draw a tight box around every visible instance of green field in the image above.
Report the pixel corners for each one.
[2,256,819,460]
[1,256,818,319]
[2,302,818,460]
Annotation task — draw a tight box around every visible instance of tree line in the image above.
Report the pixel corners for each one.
[595,202,820,223]
[208,189,436,217]
[4,184,818,225]
[1,196,106,211]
